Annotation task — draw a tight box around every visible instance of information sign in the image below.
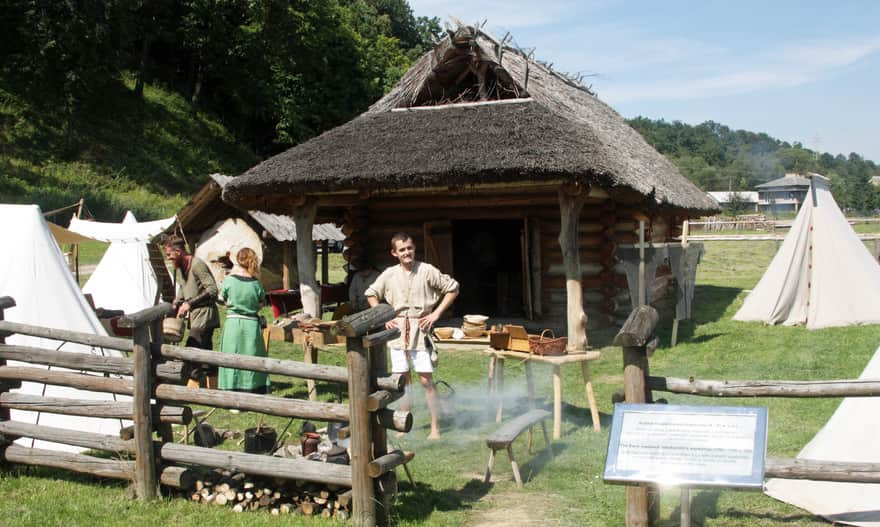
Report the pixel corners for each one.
[604,403,767,489]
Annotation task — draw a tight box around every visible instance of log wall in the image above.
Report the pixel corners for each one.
[342,188,697,331]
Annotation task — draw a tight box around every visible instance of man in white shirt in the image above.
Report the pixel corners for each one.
[366,232,459,439]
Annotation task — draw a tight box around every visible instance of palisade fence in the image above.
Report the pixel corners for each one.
[615,305,880,527]
[0,296,409,527]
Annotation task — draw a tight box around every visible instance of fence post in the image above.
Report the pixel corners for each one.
[370,338,393,526]
[120,303,174,500]
[613,305,659,527]
[0,297,15,438]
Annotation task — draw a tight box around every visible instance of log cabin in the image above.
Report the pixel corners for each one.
[221,25,718,347]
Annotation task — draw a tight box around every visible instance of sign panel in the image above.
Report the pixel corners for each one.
[604,404,768,489]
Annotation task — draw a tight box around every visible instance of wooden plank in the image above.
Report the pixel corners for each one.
[0,420,134,453]
[0,393,191,424]
[0,321,133,352]
[486,409,551,449]
[159,443,352,486]
[154,384,350,421]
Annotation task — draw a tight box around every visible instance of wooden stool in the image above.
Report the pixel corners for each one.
[484,409,553,488]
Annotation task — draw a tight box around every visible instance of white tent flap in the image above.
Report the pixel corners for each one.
[0,204,131,453]
[765,345,880,526]
[69,213,176,243]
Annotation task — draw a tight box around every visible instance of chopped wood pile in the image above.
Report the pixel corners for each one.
[188,468,352,519]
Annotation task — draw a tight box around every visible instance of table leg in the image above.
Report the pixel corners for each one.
[304,337,317,401]
[524,361,535,410]
[581,360,601,431]
[495,358,505,423]
[487,354,496,396]
[553,365,562,439]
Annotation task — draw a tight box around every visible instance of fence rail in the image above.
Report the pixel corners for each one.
[0,296,407,527]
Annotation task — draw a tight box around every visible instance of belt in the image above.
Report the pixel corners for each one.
[227,313,258,321]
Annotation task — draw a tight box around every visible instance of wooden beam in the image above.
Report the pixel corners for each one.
[558,190,588,350]
[0,321,132,352]
[0,393,191,424]
[647,377,880,398]
[293,199,320,318]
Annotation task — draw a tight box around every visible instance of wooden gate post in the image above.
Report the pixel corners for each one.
[338,304,397,527]
[370,337,393,526]
[613,305,659,527]
[120,303,174,500]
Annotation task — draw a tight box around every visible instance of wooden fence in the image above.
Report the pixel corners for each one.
[615,305,880,527]
[0,296,408,527]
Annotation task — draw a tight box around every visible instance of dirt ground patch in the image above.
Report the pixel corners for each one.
[465,490,556,527]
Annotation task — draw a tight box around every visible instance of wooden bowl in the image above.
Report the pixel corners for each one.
[434,327,455,339]
[462,327,485,338]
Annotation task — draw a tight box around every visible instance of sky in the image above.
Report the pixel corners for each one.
[407,1,880,162]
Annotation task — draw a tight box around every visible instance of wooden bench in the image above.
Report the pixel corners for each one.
[484,409,553,488]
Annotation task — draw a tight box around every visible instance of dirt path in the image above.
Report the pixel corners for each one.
[465,490,554,527]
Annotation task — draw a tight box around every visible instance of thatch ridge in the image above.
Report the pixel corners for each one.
[223,25,718,214]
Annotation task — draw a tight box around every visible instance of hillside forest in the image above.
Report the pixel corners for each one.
[1,0,879,221]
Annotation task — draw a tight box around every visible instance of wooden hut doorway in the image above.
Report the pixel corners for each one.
[446,219,526,318]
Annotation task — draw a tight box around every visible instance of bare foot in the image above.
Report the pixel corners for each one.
[426,431,441,440]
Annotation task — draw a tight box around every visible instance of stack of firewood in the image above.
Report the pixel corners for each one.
[188,469,352,519]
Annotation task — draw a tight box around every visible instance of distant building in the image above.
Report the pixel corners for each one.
[707,191,759,212]
[755,173,814,214]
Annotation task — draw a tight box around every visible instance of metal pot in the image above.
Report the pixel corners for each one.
[244,427,277,454]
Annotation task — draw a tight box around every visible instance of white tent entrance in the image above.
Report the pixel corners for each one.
[734,175,880,329]
[0,204,130,452]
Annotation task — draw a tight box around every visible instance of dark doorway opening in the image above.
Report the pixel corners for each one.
[452,219,524,317]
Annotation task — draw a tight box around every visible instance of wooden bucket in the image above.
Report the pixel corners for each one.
[244,427,277,454]
[162,317,184,343]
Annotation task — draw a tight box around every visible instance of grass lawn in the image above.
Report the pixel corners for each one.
[2,238,878,526]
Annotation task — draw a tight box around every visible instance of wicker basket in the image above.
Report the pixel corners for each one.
[528,330,567,356]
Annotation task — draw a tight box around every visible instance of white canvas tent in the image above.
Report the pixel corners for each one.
[765,345,880,526]
[734,175,880,329]
[69,212,176,243]
[81,211,160,314]
[0,204,130,452]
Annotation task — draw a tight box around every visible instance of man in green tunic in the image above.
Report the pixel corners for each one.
[163,236,220,388]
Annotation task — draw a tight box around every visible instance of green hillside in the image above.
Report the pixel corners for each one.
[0,73,257,221]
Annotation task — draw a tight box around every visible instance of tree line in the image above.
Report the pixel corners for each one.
[628,118,880,214]
[1,0,441,156]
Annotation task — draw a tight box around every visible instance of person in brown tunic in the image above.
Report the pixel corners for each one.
[163,236,220,388]
[366,232,459,439]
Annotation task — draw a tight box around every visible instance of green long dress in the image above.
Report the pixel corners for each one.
[218,275,270,392]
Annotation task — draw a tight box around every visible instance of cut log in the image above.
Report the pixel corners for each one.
[367,390,403,412]
[765,458,880,483]
[367,450,415,478]
[647,377,880,398]
[374,409,413,433]
[335,305,397,337]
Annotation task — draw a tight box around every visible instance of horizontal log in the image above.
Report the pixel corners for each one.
[369,194,561,211]
[367,390,403,412]
[0,297,15,310]
[154,361,190,384]
[765,458,880,483]
[154,384,350,421]
[0,321,133,352]
[0,420,133,453]
[647,377,880,398]
[0,344,185,384]
[159,443,352,487]
[336,304,397,337]
[3,444,133,480]
[368,450,414,478]
[118,303,175,328]
[0,367,134,395]
[0,393,191,424]
[362,328,401,349]
[374,409,412,433]
[613,306,659,347]
[159,344,404,391]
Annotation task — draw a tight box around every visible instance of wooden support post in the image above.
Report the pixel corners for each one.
[613,305,660,527]
[347,335,375,527]
[552,365,562,439]
[558,188,588,350]
[321,240,330,285]
[282,241,292,290]
[680,487,691,527]
[292,199,320,318]
[671,220,689,347]
[132,324,158,500]
[638,220,646,307]
[150,317,174,444]
[494,358,505,423]
[370,335,392,526]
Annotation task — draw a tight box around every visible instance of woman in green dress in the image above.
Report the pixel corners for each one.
[218,248,270,393]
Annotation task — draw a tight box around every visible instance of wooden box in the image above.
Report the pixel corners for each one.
[266,324,293,342]
[502,324,531,352]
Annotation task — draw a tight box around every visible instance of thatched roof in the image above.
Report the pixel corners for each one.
[223,26,718,214]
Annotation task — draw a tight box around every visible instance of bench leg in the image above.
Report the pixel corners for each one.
[581,360,601,431]
[495,359,505,423]
[484,448,497,484]
[540,420,554,457]
[553,365,562,439]
[507,445,523,488]
[527,426,533,453]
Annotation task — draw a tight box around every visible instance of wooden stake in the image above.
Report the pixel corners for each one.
[132,325,158,500]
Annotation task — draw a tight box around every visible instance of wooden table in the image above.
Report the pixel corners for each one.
[484,348,602,439]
